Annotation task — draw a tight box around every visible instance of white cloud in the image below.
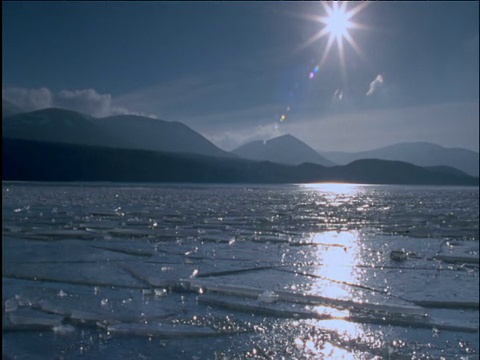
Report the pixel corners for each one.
[180,103,285,150]
[366,74,384,96]
[55,89,113,117]
[204,123,283,151]
[2,87,53,111]
[2,86,156,118]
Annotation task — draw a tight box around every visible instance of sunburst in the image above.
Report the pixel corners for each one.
[323,1,354,45]
[298,1,369,72]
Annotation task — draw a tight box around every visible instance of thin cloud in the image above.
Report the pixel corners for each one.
[2,86,156,118]
[173,101,286,150]
[114,72,264,121]
[366,74,384,96]
[2,87,53,111]
[204,123,283,151]
[55,89,113,117]
[333,89,343,101]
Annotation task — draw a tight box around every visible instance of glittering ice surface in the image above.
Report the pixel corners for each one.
[2,182,479,359]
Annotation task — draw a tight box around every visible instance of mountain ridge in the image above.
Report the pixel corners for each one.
[96,114,233,158]
[3,138,478,186]
[321,141,479,177]
[2,107,129,148]
[3,107,233,158]
[233,134,335,167]
[3,106,477,176]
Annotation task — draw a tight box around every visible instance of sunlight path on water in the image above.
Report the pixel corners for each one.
[304,230,361,299]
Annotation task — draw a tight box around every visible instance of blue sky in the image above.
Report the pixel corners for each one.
[3,1,479,152]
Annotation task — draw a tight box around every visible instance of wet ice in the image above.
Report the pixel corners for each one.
[2,183,479,359]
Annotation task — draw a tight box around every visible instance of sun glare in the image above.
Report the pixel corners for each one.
[297,1,368,75]
[322,1,353,45]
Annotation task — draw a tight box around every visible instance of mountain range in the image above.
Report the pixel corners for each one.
[235,136,478,177]
[321,142,479,177]
[232,134,335,167]
[2,105,478,185]
[3,107,231,158]
[3,138,478,185]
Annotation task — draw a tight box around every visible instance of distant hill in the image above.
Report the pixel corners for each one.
[2,108,128,148]
[2,99,24,117]
[96,115,232,158]
[329,159,477,185]
[321,142,479,177]
[233,134,335,167]
[4,138,478,186]
[2,108,232,158]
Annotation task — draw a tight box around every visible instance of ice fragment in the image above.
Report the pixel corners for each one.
[53,324,76,335]
[257,290,279,304]
[5,299,18,312]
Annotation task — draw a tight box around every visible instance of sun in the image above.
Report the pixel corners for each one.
[318,1,368,65]
[297,1,368,72]
[322,1,354,46]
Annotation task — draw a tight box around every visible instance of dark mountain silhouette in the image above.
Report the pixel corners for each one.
[328,159,477,185]
[424,166,472,178]
[3,138,478,185]
[321,142,479,177]
[233,134,335,167]
[2,99,24,117]
[3,108,128,148]
[2,108,232,158]
[3,108,478,184]
[96,115,232,158]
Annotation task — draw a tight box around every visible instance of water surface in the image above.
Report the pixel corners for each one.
[3,182,479,359]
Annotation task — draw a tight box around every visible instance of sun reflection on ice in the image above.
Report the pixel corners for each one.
[289,230,375,359]
[298,183,369,299]
[288,183,384,358]
[301,182,366,195]
[303,230,362,300]
[293,317,366,359]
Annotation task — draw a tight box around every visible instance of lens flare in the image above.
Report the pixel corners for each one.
[297,1,369,73]
[275,1,369,125]
[323,1,353,44]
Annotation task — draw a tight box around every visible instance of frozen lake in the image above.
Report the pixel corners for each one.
[2,182,479,359]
